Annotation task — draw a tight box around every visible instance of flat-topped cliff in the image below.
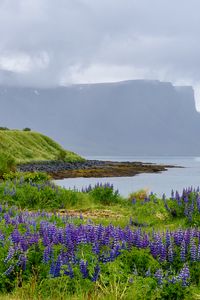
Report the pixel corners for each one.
[0,80,199,155]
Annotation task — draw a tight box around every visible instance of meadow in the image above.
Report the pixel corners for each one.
[0,174,199,299]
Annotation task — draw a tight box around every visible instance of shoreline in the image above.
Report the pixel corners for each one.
[18,160,178,180]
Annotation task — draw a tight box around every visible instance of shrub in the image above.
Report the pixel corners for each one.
[89,183,120,205]
[0,179,90,209]
[0,127,9,130]
[23,127,31,131]
[56,149,67,161]
[3,171,51,183]
[0,153,16,177]
[162,187,200,225]
[128,189,149,202]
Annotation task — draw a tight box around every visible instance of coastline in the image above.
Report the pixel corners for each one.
[18,160,177,179]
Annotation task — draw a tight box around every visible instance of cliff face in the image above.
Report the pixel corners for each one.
[0,80,199,155]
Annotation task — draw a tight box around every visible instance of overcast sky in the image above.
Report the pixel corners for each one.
[1,0,200,108]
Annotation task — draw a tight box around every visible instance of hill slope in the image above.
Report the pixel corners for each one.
[0,130,83,163]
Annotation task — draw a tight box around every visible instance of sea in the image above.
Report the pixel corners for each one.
[55,156,200,197]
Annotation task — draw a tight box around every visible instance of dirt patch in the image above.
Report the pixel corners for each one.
[58,209,123,219]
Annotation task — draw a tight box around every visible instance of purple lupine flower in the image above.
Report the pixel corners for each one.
[28,233,39,246]
[145,267,151,277]
[140,234,149,248]
[43,245,53,263]
[175,191,180,203]
[42,234,51,247]
[11,229,21,244]
[48,225,57,241]
[180,241,186,262]
[91,265,100,282]
[63,263,74,278]
[150,242,158,258]
[155,269,163,285]
[197,243,200,262]
[0,204,199,284]
[3,265,14,276]
[190,239,197,262]
[184,206,189,217]
[197,196,200,213]
[50,261,55,277]
[183,195,189,203]
[178,264,190,287]
[17,254,27,270]
[144,196,149,203]
[159,243,167,262]
[184,230,191,246]
[4,246,15,263]
[178,229,184,244]
[162,194,170,212]
[165,230,171,248]
[80,259,89,279]
[168,276,177,284]
[0,230,5,242]
[134,231,141,248]
[92,242,100,255]
[52,255,62,277]
[174,229,184,246]
[131,198,136,204]
[19,236,29,252]
[168,243,174,263]
[4,213,11,224]
[129,277,134,283]
[110,244,121,260]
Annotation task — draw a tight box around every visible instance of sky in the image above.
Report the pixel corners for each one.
[1,0,200,109]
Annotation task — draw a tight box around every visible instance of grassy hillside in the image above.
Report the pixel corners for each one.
[0,130,84,163]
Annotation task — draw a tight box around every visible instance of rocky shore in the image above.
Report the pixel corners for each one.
[18,160,175,179]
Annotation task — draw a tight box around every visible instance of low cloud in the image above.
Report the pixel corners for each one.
[0,0,200,108]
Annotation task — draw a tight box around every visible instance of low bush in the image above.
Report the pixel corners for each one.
[0,180,90,209]
[128,189,149,202]
[23,127,31,131]
[0,127,9,130]
[0,153,16,177]
[3,171,51,183]
[162,187,200,226]
[89,183,121,205]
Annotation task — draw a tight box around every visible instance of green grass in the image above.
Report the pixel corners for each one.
[0,130,84,163]
[0,180,190,230]
[0,181,199,299]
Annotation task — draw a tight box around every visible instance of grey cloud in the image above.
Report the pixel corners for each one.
[0,0,200,106]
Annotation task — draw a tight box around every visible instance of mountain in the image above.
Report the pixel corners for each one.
[0,80,199,156]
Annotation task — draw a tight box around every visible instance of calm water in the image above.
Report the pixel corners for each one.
[55,156,200,197]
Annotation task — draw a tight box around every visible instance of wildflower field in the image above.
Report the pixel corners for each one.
[0,178,199,299]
